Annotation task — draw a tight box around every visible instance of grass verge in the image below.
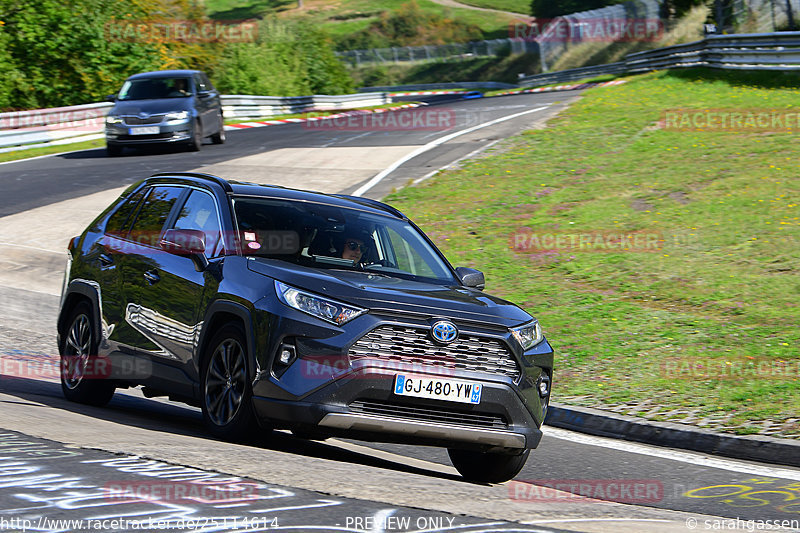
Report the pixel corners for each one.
[385,67,800,438]
[0,139,105,164]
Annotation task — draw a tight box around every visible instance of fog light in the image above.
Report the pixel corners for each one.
[537,373,550,397]
[279,346,294,365]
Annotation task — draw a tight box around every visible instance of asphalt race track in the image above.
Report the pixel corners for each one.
[1,91,799,533]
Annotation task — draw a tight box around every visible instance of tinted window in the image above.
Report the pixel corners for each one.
[129,186,183,246]
[118,78,192,100]
[233,197,456,285]
[173,190,222,256]
[106,187,147,236]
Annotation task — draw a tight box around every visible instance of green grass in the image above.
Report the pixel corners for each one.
[351,53,540,87]
[455,0,530,14]
[385,68,800,438]
[280,0,515,42]
[0,139,105,163]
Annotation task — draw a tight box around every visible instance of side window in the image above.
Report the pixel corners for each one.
[194,74,207,92]
[106,187,147,237]
[128,186,183,247]
[173,190,222,257]
[201,73,214,92]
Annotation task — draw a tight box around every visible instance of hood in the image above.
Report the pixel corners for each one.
[110,98,193,116]
[247,258,534,328]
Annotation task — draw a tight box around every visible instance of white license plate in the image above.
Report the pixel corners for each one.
[394,374,482,404]
[129,126,160,135]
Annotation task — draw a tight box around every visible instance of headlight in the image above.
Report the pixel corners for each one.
[275,281,365,326]
[106,115,123,125]
[165,111,189,123]
[511,321,544,351]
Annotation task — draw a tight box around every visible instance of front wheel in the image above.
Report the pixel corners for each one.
[60,302,116,406]
[448,448,530,483]
[201,323,256,441]
[211,114,225,144]
[187,120,202,151]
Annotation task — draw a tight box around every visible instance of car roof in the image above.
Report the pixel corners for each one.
[127,70,202,80]
[147,173,407,219]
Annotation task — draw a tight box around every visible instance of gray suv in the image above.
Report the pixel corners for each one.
[105,70,225,156]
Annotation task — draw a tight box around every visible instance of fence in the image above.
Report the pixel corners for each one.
[518,31,800,86]
[0,93,390,150]
[335,38,539,67]
[730,0,800,33]
[531,0,664,72]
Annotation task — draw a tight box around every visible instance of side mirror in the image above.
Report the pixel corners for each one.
[455,267,485,290]
[160,229,208,271]
[105,94,117,102]
[197,90,212,99]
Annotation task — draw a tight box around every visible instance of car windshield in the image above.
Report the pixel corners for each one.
[233,197,457,285]
[117,77,192,100]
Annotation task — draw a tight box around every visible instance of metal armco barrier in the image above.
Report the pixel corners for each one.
[0,93,390,150]
[520,31,800,86]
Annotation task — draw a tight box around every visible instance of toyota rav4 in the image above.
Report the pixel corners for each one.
[58,173,554,483]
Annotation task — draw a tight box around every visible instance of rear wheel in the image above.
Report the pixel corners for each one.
[448,448,530,483]
[60,302,115,406]
[201,323,255,441]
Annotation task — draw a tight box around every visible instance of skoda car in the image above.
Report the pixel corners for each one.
[58,173,553,483]
[104,70,225,156]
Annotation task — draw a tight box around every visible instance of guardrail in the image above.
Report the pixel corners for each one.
[519,31,800,86]
[0,93,390,151]
[358,82,517,93]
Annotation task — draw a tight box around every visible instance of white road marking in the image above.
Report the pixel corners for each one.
[413,138,503,185]
[351,105,551,196]
[544,426,800,480]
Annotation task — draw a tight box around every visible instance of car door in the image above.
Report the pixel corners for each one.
[193,74,215,137]
[121,185,223,391]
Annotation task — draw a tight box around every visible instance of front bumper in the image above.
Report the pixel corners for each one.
[252,361,545,452]
[105,122,192,145]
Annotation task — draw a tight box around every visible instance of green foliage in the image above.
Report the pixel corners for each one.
[530,0,616,18]
[336,1,483,50]
[214,17,353,96]
[0,0,353,110]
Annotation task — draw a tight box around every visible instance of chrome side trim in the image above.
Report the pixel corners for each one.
[318,412,526,449]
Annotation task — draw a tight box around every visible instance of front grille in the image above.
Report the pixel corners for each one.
[349,325,520,381]
[123,115,165,125]
[350,399,508,430]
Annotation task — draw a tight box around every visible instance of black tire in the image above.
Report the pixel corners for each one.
[448,448,530,483]
[106,144,123,157]
[187,120,202,151]
[200,323,256,441]
[211,115,225,144]
[60,302,116,406]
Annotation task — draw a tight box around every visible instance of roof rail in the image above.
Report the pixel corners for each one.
[150,172,233,193]
[332,194,406,219]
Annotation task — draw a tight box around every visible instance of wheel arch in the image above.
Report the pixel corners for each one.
[57,281,101,353]
[194,300,258,397]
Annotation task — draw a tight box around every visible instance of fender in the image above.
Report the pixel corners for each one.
[193,299,259,399]
[57,279,103,351]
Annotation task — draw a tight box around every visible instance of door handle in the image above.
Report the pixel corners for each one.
[99,253,114,267]
[143,270,160,285]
